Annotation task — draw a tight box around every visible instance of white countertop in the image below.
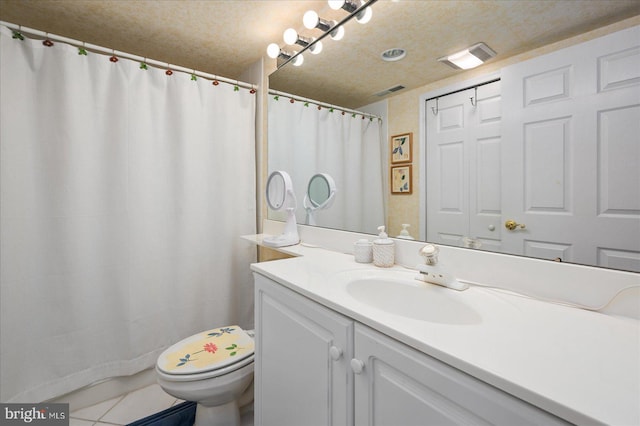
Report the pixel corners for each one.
[250,243,640,426]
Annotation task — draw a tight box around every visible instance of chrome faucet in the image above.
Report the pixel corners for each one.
[415,244,469,291]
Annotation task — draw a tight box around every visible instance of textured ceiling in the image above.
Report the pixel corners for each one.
[271,0,640,108]
[0,0,329,77]
[1,0,639,108]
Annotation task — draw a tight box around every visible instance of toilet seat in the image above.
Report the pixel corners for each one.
[157,325,254,381]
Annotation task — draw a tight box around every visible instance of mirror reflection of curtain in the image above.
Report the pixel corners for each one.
[0,27,256,402]
[268,95,384,234]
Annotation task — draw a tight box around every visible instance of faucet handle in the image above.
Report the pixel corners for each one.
[419,244,439,265]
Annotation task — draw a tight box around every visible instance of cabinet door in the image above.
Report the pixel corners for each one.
[254,273,353,426]
[353,324,568,426]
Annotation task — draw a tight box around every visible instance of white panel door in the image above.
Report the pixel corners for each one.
[469,82,503,251]
[501,25,640,271]
[254,274,353,426]
[426,90,469,246]
[426,81,502,250]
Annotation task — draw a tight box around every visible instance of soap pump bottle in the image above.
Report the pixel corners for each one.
[372,226,395,267]
[396,223,414,240]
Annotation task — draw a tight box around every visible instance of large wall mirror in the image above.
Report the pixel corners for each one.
[268,0,640,272]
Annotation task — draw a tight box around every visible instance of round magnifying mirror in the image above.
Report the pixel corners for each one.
[308,174,331,207]
[266,170,290,210]
[304,173,336,225]
[264,171,299,247]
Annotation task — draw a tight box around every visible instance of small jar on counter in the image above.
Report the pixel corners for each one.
[354,239,373,263]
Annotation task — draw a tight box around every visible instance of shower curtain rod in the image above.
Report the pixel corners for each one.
[269,89,382,121]
[0,21,256,91]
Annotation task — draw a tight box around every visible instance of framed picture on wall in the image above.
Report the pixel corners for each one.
[391,165,412,194]
[390,132,412,164]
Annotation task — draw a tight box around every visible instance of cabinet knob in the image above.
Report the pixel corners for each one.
[329,346,343,360]
[350,358,365,374]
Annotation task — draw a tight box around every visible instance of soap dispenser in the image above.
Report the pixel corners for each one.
[396,223,415,240]
[372,226,395,267]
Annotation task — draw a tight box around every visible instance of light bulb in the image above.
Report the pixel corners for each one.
[330,25,345,41]
[292,54,304,66]
[356,6,373,24]
[303,10,319,29]
[328,0,345,10]
[283,28,298,45]
[309,41,323,54]
[266,43,281,59]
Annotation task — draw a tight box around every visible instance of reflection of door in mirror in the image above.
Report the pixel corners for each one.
[501,26,640,271]
[426,26,640,272]
[427,81,502,252]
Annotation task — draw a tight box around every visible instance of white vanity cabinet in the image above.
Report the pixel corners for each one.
[254,273,354,426]
[254,273,569,426]
[352,324,568,426]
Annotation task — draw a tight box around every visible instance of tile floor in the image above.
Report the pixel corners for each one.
[69,383,253,426]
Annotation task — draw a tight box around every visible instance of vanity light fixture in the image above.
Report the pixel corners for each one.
[303,10,331,31]
[329,25,345,41]
[328,0,357,12]
[266,0,378,68]
[310,41,323,55]
[303,10,344,40]
[355,6,373,24]
[283,28,323,54]
[266,43,281,59]
[292,54,304,66]
[266,43,304,66]
[283,28,306,45]
[328,0,373,24]
[437,42,496,70]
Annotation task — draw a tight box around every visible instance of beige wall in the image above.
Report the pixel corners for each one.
[387,91,422,239]
[385,15,640,240]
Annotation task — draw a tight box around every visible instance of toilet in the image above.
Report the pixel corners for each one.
[156,326,255,426]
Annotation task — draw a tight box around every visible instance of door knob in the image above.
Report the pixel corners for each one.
[329,346,343,360]
[505,220,526,231]
[350,358,365,374]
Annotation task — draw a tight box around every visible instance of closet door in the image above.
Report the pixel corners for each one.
[426,89,471,246]
[426,81,502,250]
[501,25,640,271]
[468,82,503,251]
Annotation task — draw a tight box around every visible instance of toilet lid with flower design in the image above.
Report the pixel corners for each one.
[157,325,254,375]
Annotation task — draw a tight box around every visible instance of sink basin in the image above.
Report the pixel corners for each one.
[339,270,481,325]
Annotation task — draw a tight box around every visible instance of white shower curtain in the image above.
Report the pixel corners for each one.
[0,26,256,402]
[268,95,384,234]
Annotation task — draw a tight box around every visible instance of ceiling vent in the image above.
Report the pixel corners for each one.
[374,85,406,97]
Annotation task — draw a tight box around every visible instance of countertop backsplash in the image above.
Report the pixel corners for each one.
[260,220,639,319]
